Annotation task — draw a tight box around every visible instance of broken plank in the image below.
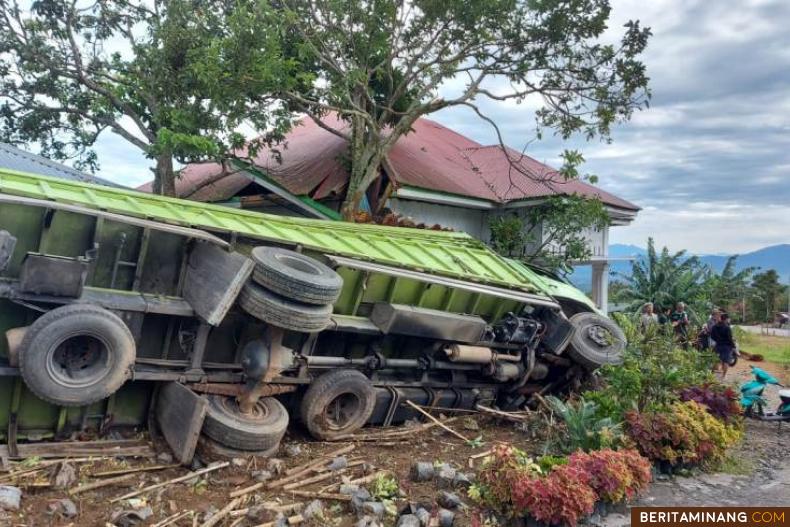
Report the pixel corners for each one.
[70,474,136,495]
[110,462,228,503]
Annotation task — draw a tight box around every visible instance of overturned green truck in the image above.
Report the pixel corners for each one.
[0,168,626,462]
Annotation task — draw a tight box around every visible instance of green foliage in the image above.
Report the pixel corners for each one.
[584,316,716,421]
[0,0,295,193]
[489,195,609,273]
[266,0,651,217]
[370,473,399,501]
[614,238,711,319]
[545,396,623,454]
[707,256,756,313]
[625,401,743,467]
[536,455,568,474]
[748,270,789,322]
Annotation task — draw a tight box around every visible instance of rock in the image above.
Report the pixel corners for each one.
[357,515,384,527]
[53,462,77,488]
[267,458,286,475]
[0,486,21,511]
[285,444,303,458]
[303,499,324,521]
[156,451,174,464]
[361,501,386,519]
[273,512,289,527]
[437,491,464,510]
[350,488,372,512]
[410,462,435,482]
[340,484,361,495]
[415,507,431,526]
[397,514,422,527]
[438,508,455,527]
[48,498,78,518]
[252,470,274,483]
[110,506,153,527]
[452,472,473,489]
[231,457,247,467]
[246,505,276,523]
[436,465,457,489]
[328,456,348,471]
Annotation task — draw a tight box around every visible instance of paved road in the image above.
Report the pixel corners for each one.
[737,325,790,338]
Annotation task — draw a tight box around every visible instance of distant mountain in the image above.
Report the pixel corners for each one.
[568,244,790,290]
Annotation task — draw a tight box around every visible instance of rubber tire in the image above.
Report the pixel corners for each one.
[565,312,627,370]
[251,247,343,305]
[239,281,332,332]
[300,369,376,440]
[202,395,289,451]
[18,304,135,406]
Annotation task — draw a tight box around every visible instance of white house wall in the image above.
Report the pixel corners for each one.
[387,198,487,238]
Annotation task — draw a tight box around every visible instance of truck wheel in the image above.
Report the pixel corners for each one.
[251,247,343,305]
[239,281,332,332]
[18,304,135,406]
[202,395,289,452]
[300,370,376,440]
[566,312,626,369]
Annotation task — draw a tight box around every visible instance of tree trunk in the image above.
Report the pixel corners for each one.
[153,153,176,197]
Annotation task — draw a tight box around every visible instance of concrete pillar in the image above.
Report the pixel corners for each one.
[591,261,610,311]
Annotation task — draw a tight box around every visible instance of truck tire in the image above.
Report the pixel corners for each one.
[239,281,332,332]
[566,312,626,369]
[18,304,135,406]
[300,369,376,440]
[251,247,343,305]
[202,395,289,452]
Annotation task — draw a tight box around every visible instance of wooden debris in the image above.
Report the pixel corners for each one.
[153,510,193,527]
[7,439,155,459]
[287,490,351,502]
[70,473,136,495]
[91,464,179,478]
[284,444,355,476]
[281,468,347,491]
[110,462,229,503]
[475,404,529,422]
[404,400,470,442]
[228,502,303,518]
[200,497,241,527]
[335,417,459,441]
[253,513,303,527]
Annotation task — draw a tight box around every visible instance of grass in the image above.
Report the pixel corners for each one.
[714,453,754,476]
[736,332,790,364]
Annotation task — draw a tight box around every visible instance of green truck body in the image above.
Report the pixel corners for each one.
[0,168,616,455]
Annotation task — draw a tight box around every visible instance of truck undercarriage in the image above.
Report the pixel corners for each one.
[0,169,626,463]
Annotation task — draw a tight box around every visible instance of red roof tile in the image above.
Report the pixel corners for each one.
[141,115,638,211]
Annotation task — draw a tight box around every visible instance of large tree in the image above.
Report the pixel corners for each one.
[748,269,788,322]
[0,0,294,194]
[257,0,651,219]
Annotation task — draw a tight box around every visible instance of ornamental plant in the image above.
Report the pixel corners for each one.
[512,463,597,527]
[470,446,654,526]
[679,384,742,423]
[625,401,743,467]
[567,449,652,502]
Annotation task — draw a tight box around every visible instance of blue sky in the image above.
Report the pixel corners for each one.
[90,0,790,255]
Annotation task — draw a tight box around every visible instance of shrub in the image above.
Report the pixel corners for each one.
[512,463,597,527]
[679,384,742,423]
[567,449,652,502]
[584,322,718,421]
[625,401,743,467]
[545,396,623,453]
[471,446,653,526]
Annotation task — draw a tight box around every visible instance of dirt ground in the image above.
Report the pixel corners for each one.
[2,357,788,527]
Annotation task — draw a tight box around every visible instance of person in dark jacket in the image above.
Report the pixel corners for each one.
[710,312,736,378]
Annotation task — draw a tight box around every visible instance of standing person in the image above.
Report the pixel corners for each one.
[640,302,658,331]
[658,306,671,325]
[706,309,721,348]
[710,313,736,378]
[670,302,690,347]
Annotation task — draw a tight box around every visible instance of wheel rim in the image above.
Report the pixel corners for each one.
[275,253,323,276]
[46,332,111,388]
[586,324,614,348]
[322,393,362,430]
[223,396,270,422]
